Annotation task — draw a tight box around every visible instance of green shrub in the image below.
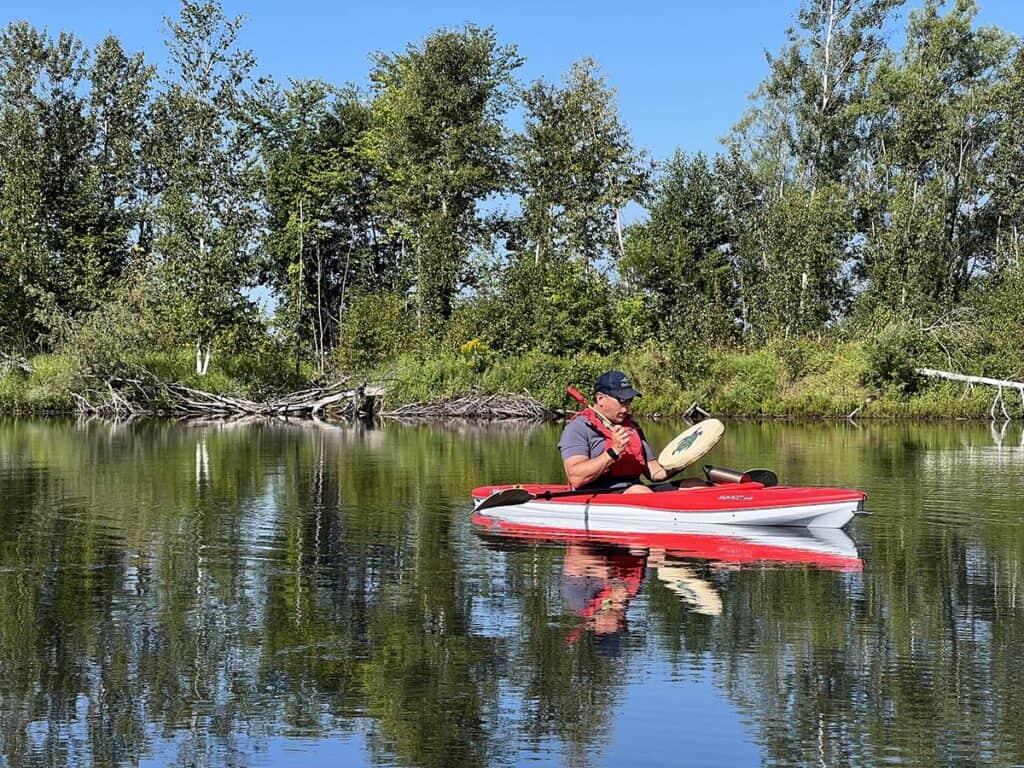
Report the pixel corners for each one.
[709,348,784,415]
[337,293,416,375]
[483,350,612,408]
[862,322,926,394]
[0,353,78,412]
[383,352,478,404]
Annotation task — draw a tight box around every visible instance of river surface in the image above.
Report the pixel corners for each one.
[1,417,1022,768]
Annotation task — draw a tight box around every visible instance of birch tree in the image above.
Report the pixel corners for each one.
[857,0,1013,313]
[151,0,260,375]
[723,0,902,338]
[515,58,650,271]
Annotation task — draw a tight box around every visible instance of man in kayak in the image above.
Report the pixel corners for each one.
[558,370,670,493]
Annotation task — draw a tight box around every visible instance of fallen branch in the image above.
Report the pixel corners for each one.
[914,367,1024,419]
[684,401,711,420]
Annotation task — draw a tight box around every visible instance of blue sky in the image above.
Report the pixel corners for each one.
[5,1,1023,162]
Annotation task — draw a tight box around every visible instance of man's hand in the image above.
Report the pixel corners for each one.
[609,425,630,456]
[647,459,670,483]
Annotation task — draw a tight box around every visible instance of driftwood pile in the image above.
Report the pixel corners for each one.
[71,369,552,422]
[73,372,383,421]
[385,391,551,420]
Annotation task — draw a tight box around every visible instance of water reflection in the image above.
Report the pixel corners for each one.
[1,418,1023,768]
[479,524,863,648]
[561,542,646,650]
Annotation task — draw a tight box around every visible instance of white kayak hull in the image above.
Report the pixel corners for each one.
[474,497,861,531]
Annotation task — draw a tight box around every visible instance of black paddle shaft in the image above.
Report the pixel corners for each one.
[475,486,626,512]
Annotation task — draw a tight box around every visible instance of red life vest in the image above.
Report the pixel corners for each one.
[576,407,649,478]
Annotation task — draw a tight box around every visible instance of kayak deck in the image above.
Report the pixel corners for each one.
[471,482,867,530]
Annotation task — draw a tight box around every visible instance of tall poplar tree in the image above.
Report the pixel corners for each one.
[0,24,152,352]
[857,0,1013,313]
[151,0,260,375]
[254,79,392,374]
[516,58,650,270]
[0,23,49,350]
[364,25,522,329]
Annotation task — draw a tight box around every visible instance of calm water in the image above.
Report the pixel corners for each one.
[1,417,1023,768]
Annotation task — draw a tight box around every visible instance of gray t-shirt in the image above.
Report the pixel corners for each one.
[557,416,656,486]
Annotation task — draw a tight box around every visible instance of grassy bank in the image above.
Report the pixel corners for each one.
[374,338,1008,420]
[0,348,307,415]
[0,339,1014,420]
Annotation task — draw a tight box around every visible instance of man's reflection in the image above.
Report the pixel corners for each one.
[561,541,724,654]
[562,541,644,632]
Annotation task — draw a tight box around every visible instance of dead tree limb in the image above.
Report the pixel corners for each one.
[684,401,711,420]
[914,367,1024,419]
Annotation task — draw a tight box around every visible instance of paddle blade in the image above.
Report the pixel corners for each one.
[475,488,533,512]
[745,469,778,487]
[658,419,725,472]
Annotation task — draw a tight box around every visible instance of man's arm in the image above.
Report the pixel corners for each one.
[562,424,630,489]
[564,453,617,489]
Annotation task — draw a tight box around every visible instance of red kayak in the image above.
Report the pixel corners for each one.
[471,481,867,530]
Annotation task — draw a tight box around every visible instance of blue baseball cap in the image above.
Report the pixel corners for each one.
[595,370,641,400]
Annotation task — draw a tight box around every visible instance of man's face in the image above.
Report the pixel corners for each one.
[595,391,633,424]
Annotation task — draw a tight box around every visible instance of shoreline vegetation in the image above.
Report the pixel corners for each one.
[3,1,1024,423]
[2,341,1022,421]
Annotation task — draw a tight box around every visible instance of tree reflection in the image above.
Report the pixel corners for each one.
[0,419,1023,767]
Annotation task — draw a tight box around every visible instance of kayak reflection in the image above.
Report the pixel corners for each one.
[476,524,862,648]
[474,521,863,573]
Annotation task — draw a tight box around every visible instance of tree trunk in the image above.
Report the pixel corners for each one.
[615,208,626,260]
[316,237,325,375]
[296,198,304,377]
[195,339,212,376]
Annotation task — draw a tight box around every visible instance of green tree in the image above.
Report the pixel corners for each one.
[0,22,49,350]
[620,152,740,346]
[856,0,1013,314]
[477,57,649,357]
[150,0,261,375]
[987,45,1024,280]
[0,24,152,353]
[721,0,902,341]
[87,36,155,268]
[515,57,651,271]
[253,79,401,375]
[731,0,905,188]
[364,25,522,329]
[756,181,855,337]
